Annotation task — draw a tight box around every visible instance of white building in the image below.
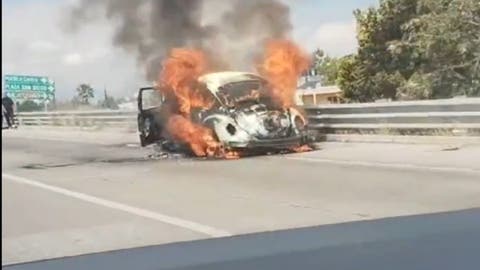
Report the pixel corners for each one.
[296,75,343,105]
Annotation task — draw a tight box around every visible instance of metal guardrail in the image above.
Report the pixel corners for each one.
[304,97,480,135]
[16,110,137,129]
[15,98,480,135]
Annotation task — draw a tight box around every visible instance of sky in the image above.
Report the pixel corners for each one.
[2,0,377,101]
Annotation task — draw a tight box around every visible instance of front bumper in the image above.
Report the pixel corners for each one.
[225,133,313,149]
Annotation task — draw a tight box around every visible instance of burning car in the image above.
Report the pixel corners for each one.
[137,71,312,156]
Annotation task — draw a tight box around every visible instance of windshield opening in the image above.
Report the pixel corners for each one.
[216,79,275,108]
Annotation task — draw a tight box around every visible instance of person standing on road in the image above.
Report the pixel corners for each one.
[2,93,15,129]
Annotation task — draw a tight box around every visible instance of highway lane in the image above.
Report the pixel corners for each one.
[2,134,480,265]
[5,209,480,270]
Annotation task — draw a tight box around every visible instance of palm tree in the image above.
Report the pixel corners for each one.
[76,84,94,105]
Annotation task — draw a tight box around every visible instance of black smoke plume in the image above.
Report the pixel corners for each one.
[66,0,291,81]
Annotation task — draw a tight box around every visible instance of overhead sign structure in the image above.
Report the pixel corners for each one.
[4,75,55,102]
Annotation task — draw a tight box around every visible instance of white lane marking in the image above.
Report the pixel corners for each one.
[284,156,480,174]
[126,143,140,148]
[2,173,231,238]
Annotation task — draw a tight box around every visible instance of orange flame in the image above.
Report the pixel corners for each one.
[165,115,242,159]
[160,48,213,115]
[258,40,310,108]
[291,144,313,153]
[165,114,219,157]
[158,49,219,157]
[158,49,241,159]
[156,41,311,158]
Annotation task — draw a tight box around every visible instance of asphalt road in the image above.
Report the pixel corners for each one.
[3,129,480,265]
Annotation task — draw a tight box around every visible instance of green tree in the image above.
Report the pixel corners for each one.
[402,0,480,98]
[338,0,419,101]
[396,72,433,100]
[17,100,43,112]
[337,55,372,102]
[76,83,94,105]
[337,0,479,101]
[313,49,341,85]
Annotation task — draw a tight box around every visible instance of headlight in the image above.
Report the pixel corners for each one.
[226,123,236,135]
[294,115,306,130]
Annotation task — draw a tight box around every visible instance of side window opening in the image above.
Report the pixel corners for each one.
[141,89,164,110]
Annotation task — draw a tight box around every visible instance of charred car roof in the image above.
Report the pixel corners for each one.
[198,72,264,95]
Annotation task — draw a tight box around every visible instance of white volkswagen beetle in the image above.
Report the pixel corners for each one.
[137,71,312,153]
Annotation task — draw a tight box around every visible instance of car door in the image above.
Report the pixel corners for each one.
[137,87,165,147]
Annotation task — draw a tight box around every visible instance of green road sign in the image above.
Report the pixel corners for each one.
[4,74,55,102]
[8,91,48,100]
[4,74,55,92]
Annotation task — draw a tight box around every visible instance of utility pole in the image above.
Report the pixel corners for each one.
[104,86,108,100]
[104,85,108,109]
[44,93,48,112]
